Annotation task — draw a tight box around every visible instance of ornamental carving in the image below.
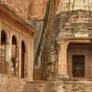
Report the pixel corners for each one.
[57,10,92,40]
[68,10,90,23]
[75,24,88,33]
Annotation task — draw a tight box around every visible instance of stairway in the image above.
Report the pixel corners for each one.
[22,79,92,92]
[23,81,45,92]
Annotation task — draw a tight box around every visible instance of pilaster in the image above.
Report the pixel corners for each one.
[58,40,68,79]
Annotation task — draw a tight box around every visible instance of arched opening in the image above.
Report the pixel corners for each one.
[12,36,16,45]
[21,41,25,78]
[0,30,7,74]
[1,30,7,44]
[11,35,17,76]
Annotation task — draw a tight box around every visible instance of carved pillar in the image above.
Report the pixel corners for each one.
[58,41,68,78]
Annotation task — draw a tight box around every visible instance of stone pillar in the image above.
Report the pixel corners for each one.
[19,36,21,78]
[9,31,12,75]
[27,36,34,81]
[58,41,68,79]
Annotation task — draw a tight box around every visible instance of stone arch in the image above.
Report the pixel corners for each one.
[1,30,7,44]
[12,35,17,45]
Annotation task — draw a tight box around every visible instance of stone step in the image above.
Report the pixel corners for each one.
[23,90,40,92]
[23,87,40,92]
[22,81,45,92]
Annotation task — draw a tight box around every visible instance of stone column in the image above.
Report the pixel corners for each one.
[9,31,12,75]
[58,41,68,79]
[27,37,34,81]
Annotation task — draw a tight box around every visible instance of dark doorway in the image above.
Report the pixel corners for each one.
[1,30,7,44]
[21,41,25,78]
[72,55,85,77]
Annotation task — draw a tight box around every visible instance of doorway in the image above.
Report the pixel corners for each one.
[72,55,85,77]
[21,41,25,78]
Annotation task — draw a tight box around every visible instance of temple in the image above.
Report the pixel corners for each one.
[0,0,92,92]
[56,10,92,79]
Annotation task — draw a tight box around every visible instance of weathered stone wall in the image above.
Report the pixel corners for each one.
[0,74,25,92]
[0,0,48,20]
[0,45,9,74]
[23,80,92,92]
[0,0,30,19]
[23,81,64,92]
[29,0,48,20]
[63,79,92,92]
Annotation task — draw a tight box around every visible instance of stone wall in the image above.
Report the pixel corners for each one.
[23,80,92,92]
[0,0,30,19]
[29,0,48,20]
[63,79,92,92]
[0,45,9,74]
[0,0,48,20]
[0,74,25,92]
[29,80,92,92]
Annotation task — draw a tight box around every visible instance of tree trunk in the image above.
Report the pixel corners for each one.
[35,0,57,80]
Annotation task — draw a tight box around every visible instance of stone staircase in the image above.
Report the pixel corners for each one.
[23,79,92,92]
[23,81,45,92]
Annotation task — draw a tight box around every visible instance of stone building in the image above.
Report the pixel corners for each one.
[0,1,39,91]
[56,9,92,79]
[0,1,38,81]
[33,4,92,92]
[1,0,92,92]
